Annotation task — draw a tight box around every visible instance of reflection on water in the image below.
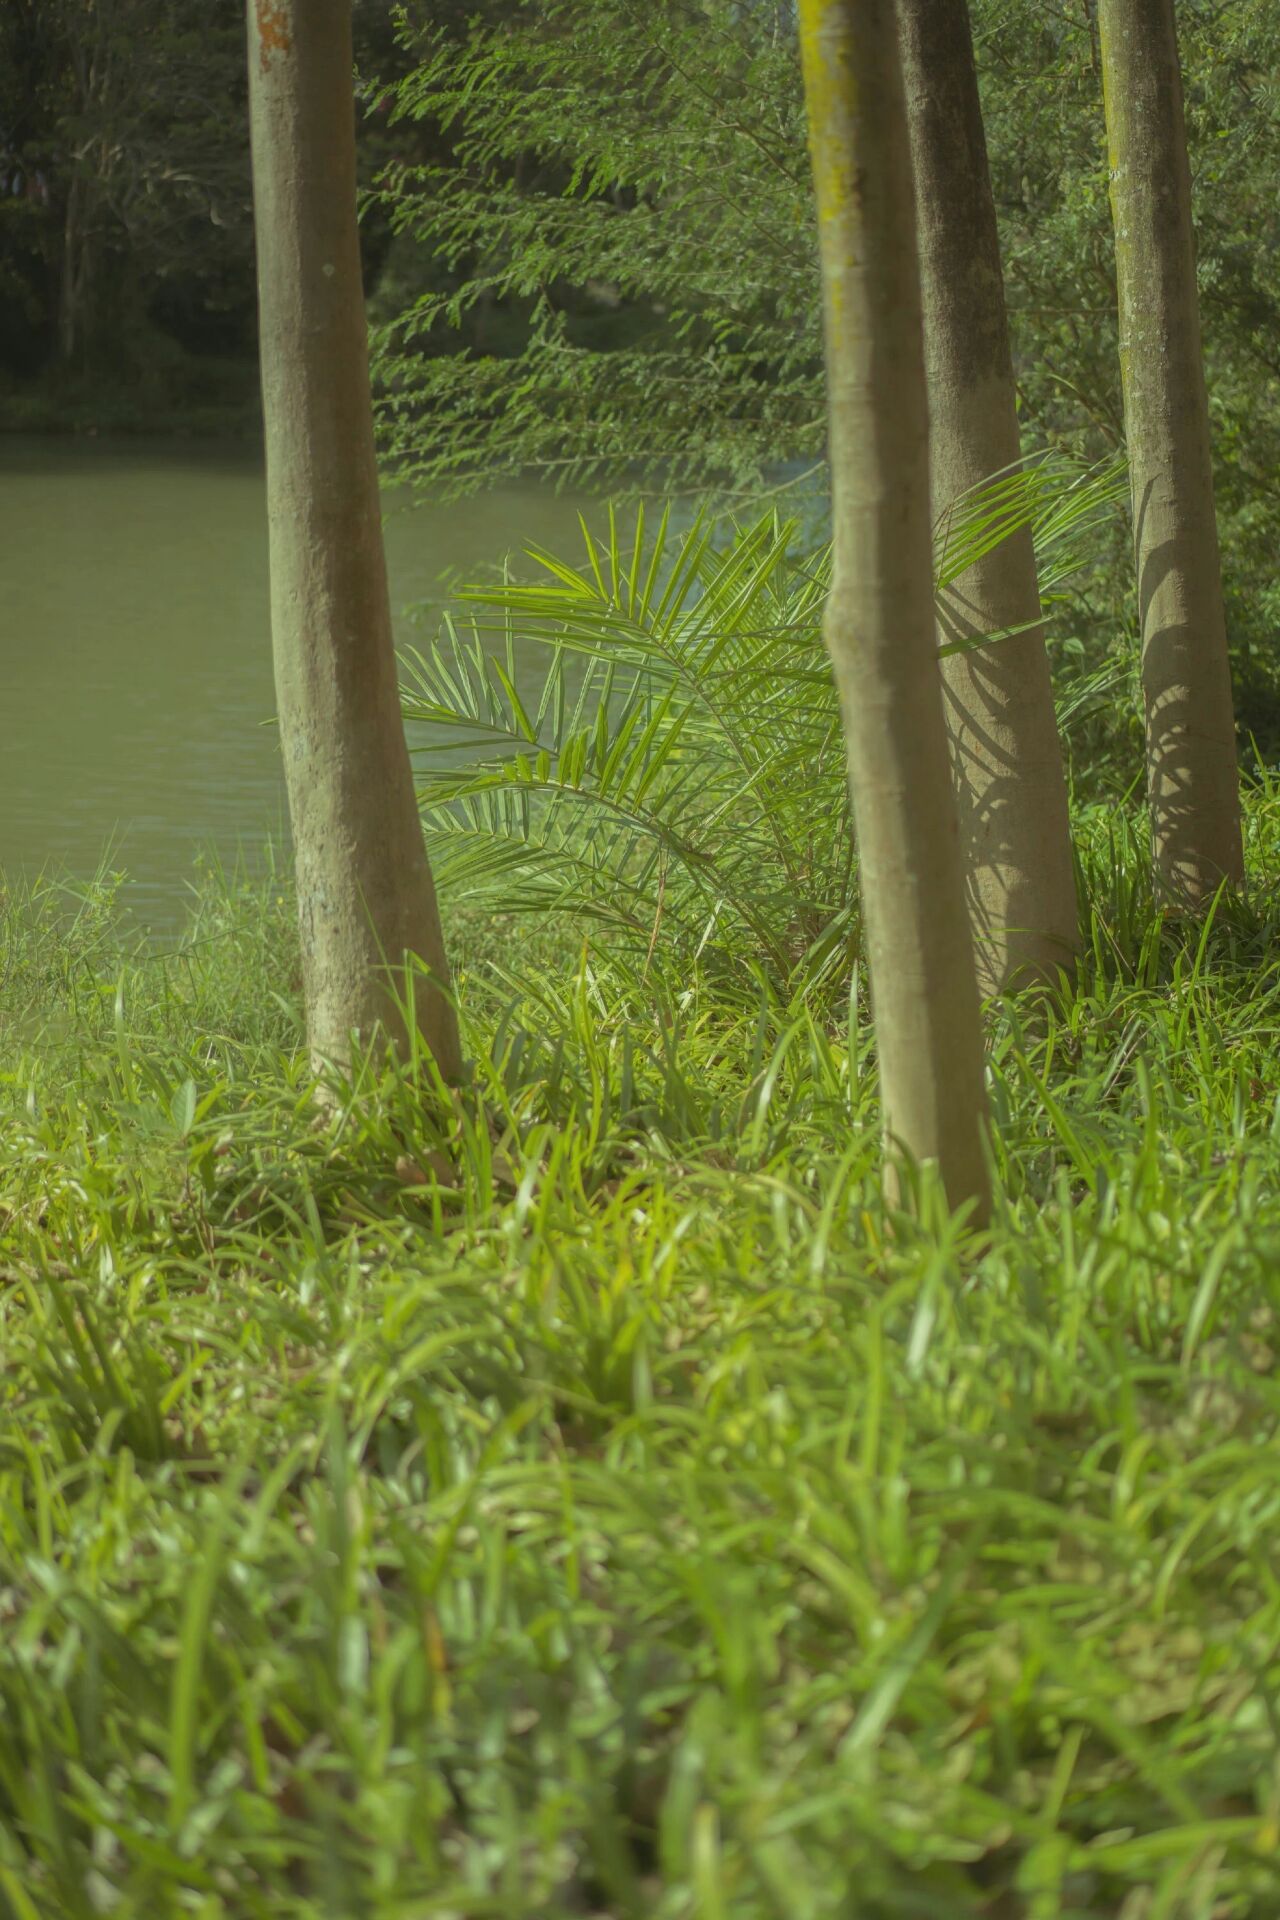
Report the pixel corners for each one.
[0,436,594,926]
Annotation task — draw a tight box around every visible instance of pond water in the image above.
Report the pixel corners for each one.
[0,436,595,927]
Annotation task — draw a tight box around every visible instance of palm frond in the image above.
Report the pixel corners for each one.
[407,456,1127,988]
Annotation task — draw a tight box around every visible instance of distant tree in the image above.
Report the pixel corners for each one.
[798,0,990,1217]
[246,0,462,1080]
[1098,0,1243,901]
[898,0,1077,994]
[0,0,251,373]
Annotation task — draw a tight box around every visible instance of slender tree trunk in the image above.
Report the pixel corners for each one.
[798,0,990,1220]
[58,173,82,364]
[898,0,1078,995]
[1098,0,1243,903]
[246,0,462,1080]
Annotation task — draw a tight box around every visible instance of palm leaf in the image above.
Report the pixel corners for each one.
[406,455,1127,988]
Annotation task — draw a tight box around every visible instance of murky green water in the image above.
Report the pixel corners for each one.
[1,437,593,926]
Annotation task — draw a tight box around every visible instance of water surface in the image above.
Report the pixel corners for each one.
[1,437,591,926]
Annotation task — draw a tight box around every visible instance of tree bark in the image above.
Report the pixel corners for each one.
[898,0,1078,994]
[798,0,991,1220]
[246,0,462,1080]
[58,172,83,364]
[1098,0,1243,903]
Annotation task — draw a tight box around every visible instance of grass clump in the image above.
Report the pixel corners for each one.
[4,805,1280,1917]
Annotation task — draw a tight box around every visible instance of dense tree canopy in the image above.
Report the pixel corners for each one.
[0,0,250,382]
[0,0,419,411]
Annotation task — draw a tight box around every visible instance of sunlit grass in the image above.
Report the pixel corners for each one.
[3,797,1280,1915]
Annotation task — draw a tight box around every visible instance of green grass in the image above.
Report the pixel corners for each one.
[5,796,1280,1918]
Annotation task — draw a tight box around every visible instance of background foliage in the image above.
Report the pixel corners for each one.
[1,0,1278,729]
[368,0,1280,754]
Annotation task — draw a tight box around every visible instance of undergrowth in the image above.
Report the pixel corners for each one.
[3,786,1280,1916]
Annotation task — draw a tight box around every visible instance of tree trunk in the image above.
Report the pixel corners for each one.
[246,0,462,1080]
[58,172,83,364]
[798,0,991,1221]
[898,0,1078,995]
[1098,0,1243,903]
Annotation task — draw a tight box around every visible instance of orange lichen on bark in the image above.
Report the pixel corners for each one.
[255,0,292,72]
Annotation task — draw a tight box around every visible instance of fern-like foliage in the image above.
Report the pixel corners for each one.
[405,454,1129,992]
